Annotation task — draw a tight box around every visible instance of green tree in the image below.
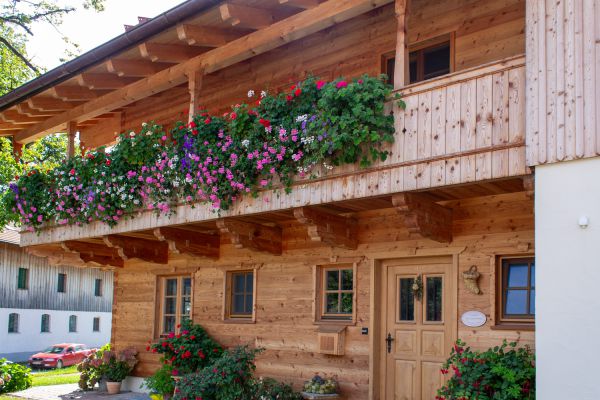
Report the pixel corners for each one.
[0,26,36,95]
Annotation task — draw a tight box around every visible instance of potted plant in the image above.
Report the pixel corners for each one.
[103,348,138,395]
[302,374,340,399]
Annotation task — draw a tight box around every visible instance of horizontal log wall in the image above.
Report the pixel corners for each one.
[526,0,600,165]
[111,191,534,398]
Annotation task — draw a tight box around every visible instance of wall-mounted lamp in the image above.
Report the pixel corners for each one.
[578,216,589,229]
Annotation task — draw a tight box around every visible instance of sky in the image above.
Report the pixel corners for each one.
[26,0,183,70]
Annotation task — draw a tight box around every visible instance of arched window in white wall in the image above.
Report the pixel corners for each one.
[8,313,19,333]
[68,315,77,333]
[41,314,50,333]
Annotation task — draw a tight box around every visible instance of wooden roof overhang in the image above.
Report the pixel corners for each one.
[0,0,393,146]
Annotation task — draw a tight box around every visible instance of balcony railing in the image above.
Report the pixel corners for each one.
[21,55,528,246]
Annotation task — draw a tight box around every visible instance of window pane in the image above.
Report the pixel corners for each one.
[530,264,535,287]
[233,274,245,294]
[245,273,253,293]
[181,298,191,316]
[426,277,443,322]
[245,294,253,314]
[164,316,175,333]
[341,292,353,314]
[325,293,339,313]
[69,316,77,332]
[386,57,395,85]
[423,44,450,79]
[93,317,100,332]
[326,270,339,290]
[399,278,414,321]
[409,57,418,83]
[41,314,50,333]
[341,269,353,290]
[165,279,177,296]
[182,278,192,296]
[9,314,18,333]
[165,298,176,314]
[95,279,102,296]
[507,265,528,287]
[18,268,27,289]
[530,289,535,315]
[233,294,245,314]
[58,273,66,293]
[505,289,528,314]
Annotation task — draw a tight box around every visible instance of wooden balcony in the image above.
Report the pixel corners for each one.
[20,55,528,247]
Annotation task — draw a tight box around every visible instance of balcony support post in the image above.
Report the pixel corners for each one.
[186,68,204,125]
[394,0,410,88]
[66,121,77,158]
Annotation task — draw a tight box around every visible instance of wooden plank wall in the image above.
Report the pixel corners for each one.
[112,191,534,398]
[526,0,600,165]
[81,0,525,147]
[0,243,113,312]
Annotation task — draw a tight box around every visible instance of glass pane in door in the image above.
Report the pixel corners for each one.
[425,276,443,322]
[399,278,415,321]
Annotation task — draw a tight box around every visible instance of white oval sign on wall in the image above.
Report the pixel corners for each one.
[461,311,487,327]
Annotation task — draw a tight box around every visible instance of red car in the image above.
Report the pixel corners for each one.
[28,343,93,369]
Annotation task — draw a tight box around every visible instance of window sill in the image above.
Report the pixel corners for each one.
[223,318,255,324]
[314,319,356,327]
[491,324,535,332]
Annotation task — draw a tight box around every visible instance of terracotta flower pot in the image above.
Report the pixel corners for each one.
[106,381,122,395]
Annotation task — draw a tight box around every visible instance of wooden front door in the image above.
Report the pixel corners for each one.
[382,257,456,400]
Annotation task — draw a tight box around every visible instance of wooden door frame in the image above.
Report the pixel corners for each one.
[368,247,463,400]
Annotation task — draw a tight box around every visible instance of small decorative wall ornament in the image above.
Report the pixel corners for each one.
[463,265,481,295]
[412,275,423,300]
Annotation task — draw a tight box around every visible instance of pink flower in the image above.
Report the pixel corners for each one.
[336,80,348,89]
[260,179,268,187]
[316,80,326,90]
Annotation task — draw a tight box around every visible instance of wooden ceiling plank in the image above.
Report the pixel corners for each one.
[217,219,282,255]
[15,0,393,143]
[27,97,79,111]
[294,207,358,249]
[139,43,207,63]
[51,85,109,101]
[153,226,219,259]
[279,0,320,9]
[176,24,246,47]
[77,73,138,90]
[103,234,168,264]
[105,59,174,77]
[392,193,453,243]
[219,3,275,29]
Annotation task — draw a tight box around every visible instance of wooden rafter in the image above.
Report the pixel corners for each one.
[17,103,60,117]
[293,207,358,249]
[139,43,206,63]
[77,73,138,90]
[176,24,245,47]
[51,85,108,101]
[219,3,274,29]
[103,234,169,264]
[15,0,393,143]
[279,0,320,9]
[105,59,174,77]
[153,227,219,259]
[27,97,79,111]
[392,193,453,243]
[0,110,45,124]
[217,219,282,255]
[61,240,124,268]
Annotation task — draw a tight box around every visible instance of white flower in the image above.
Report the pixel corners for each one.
[129,131,136,137]
[133,199,140,205]
[142,122,147,127]
[247,90,255,98]
[323,162,334,170]
[241,139,250,147]
[260,90,267,98]
[296,114,308,122]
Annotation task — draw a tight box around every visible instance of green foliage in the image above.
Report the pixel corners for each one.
[303,374,338,394]
[252,378,302,400]
[6,75,396,231]
[77,343,114,390]
[436,340,535,400]
[174,346,263,400]
[149,319,223,376]
[143,365,175,396]
[0,26,36,96]
[0,359,32,393]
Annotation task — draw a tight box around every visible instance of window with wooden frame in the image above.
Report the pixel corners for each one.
[17,268,28,290]
[497,257,535,326]
[381,33,455,86]
[316,264,356,323]
[224,270,256,321]
[156,275,192,336]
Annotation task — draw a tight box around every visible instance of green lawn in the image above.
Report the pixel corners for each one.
[30,365,79,387]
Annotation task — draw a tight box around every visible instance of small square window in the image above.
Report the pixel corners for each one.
[225,270,255,321]
[93,317,100,332]
[17,268,28,290]
[497,257,535,325]
[57,273,67,293]
[317,265,355,323]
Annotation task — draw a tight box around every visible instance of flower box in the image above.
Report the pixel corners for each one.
[301,393,340,399]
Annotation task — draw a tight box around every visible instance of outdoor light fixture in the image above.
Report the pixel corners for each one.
[578,216,589,229]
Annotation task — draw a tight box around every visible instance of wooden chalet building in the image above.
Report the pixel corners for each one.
[0,0,598,398]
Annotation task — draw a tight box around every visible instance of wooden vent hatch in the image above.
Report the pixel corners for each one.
[317,325,346,356]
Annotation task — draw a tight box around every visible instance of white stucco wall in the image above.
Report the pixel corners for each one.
[536,157,600,400]
[0,308,112,362]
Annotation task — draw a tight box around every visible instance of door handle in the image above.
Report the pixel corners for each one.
[386,333,394,354]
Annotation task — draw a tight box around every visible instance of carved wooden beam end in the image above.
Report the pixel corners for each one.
[103,235,168,264]
[293,207,358,249]
[392,193,453,243]
[60,240,124,268]
[153,227,220,260]
[216,219,282,255]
